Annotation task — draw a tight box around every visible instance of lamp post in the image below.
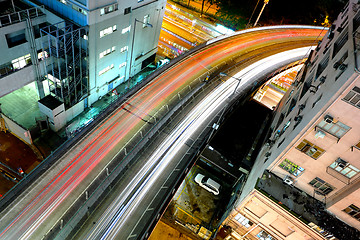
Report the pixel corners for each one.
[254,0,269,27]
[128,18,153,89]
[219,72,242,96]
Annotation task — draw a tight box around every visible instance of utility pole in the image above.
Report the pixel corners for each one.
[254,0,269,27]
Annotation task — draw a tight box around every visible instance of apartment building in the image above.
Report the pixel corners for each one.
[0,0,166,132]
[245,0,360,231]
[222,190,326,240]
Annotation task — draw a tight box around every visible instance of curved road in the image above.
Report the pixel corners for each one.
[0,26,325,240]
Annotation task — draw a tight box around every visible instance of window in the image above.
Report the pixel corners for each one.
[343,204,360,221]
[120,46,128,53]
[143,14,150,28]
[234,213,253,228]
[309,177,334,195]
[343,86,360,108]
[99,64,114,76]
[6,30,27,48]
[72,4,87,15]
[329,158,359,178]
[100,25,117,38]
[279,159,304,177]
[119,62,126,68]
[122,26,131,34]
[99,46,116,59]
[256,230,274,240]
[317,118,350,138]
[315,53,329,79]
[100,3,118,15]
[124,7,131,15]
[12,54,31,70]
[296,139,325,159]
[333,31,348,58]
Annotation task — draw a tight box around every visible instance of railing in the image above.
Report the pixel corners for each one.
[0,6,45,28]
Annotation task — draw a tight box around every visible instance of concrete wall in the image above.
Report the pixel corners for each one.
[65,99,85,122]
[1,113,32,144]
[0,65,35,98]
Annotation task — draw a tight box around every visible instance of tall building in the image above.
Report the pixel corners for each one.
[241,0,360,232]
[0,0,166,132]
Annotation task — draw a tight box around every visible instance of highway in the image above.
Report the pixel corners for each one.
[0,26,325,239]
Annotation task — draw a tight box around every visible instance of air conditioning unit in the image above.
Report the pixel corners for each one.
[283,175,294,185]
[339,64,347,71]
[333,62,340,69]
[324,115,333,123]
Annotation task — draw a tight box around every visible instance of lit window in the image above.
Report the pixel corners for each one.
[12,54,31,70]
[99,64,114,76]
[120,46,128,52]
[100,4,118,15]
[296,139,325,160]
[317,118,350,138]
[100,25,117,38]
[329,158,359,178]
[343,86,360,108]
[122,26,131,34]
[234,213,253,228]
[279,159,304,177]
[99,46,116,59]
[143,14,150,28]
[343,204,360,221]
[309,177,334,195]
[119,62,127,68]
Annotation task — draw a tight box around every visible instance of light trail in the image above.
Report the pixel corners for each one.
[0,26,324,240]
[84,47,314,239]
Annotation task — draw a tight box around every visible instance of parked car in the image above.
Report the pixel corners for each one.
[194,173,221,195]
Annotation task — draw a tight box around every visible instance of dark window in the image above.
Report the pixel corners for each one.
[333,32,348,58]
[343,204,360,221]
[309,177,334,195]
[6,30,27,48]
[343,86,360,108]
[315,53,329,79]
[124,7,131,15]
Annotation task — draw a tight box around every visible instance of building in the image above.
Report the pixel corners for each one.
[221,189,327,240]
[241,0,360,233]
[0,0,166,133]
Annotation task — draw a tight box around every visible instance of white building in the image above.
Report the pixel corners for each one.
[240,0,360,231]
[0,0,166,131]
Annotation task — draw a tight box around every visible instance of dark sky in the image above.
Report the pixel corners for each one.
[216,0,347,26]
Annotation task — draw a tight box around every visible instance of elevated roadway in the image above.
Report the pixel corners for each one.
[0,26,325,240]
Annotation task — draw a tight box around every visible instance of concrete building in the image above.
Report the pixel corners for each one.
[239,0,360,233]
[0,0,166,132]
[222,190,326,240]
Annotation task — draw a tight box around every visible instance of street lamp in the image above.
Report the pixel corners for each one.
[254,0,269,27]
[128,18,153,89]
[219,72,242,96]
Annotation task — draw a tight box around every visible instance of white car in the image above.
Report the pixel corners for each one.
[194,173,221,195]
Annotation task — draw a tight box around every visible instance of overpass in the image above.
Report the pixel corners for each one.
[0,26,325,240]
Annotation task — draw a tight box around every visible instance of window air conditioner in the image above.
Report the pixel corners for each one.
[324,115,333,123]
[339,64,347,71]
[283,175,294,185]
[333,62,340,69]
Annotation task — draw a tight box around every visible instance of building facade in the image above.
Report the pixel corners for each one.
[0,0,166,131]
[247,0,360,231]
[222,190,326,240]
